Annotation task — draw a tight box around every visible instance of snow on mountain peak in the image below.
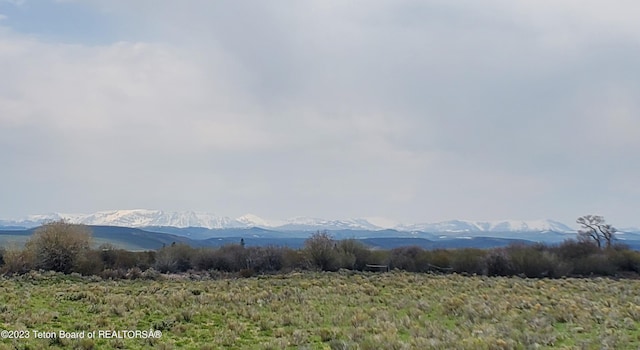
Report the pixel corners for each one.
[1,210,244,229]
[235,214,285,228]
[397,219,573,233]
[278,217,382,230]
[1,210,575,232]
[362,217,399,229]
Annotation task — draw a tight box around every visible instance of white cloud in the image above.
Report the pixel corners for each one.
[506,1,640,41]
[0,33,272,151]
[0,0,25,6]
[0,0,639,226]
[583,86,640,150]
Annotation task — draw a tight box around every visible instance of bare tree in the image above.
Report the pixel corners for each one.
[576,215,617,249]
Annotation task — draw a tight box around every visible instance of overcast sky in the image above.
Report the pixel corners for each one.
[1,0,638,227]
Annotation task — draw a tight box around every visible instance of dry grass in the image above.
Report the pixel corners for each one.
[0,271,640,349]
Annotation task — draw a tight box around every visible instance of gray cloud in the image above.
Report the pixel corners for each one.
[1,0,638,226]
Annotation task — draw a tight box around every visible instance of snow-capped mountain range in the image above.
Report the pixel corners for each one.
[397,219,574,233]
[0,209,578,233]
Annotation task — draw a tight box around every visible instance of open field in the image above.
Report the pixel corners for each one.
[1,271,640,349]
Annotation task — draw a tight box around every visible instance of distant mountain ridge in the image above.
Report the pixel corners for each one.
[396,219,574,233]
[0,209,577,233]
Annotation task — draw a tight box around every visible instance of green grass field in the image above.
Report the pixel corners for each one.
[1,271,639,349]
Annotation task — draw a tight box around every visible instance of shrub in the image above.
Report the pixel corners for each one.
[506,244,567,278]
[450,248,486,275]
[100,246,148,270]
[336,239,371,270]
[216,245,249,271]
[125,250,148,269]
[484,249,514,276]
[192,245,249,272]
[336,252,357,270]
[0,246,35,275]
[100,268,127,280]
[238,246,287,273]
[256,246,285,272]
[74,249,104,276]
[154,243,194,273]
[126,267,143,279]
[24,221,91,273]
[304,231,340,271]
[550,240,639,276]
[192,248,218,271]
[141,267,163,280]
[389,246,423,272]
[279,247,307,271]
[553,240,599,260]
[570,254,616,276]
[367,249,390,266]
[428,249,452,271]
[607,247,640,273]
[239,268,254,278]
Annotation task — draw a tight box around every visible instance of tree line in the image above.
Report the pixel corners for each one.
[0,216,638,279]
